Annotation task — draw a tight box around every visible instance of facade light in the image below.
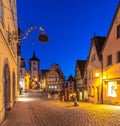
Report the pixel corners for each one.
[95,72,100,77]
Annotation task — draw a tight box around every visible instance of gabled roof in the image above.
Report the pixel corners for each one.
[91,36,106,60]
[21,57,25,61]
[41,70,49,78]
[68,75,74,81]
[76,60,86,78]
[101,2,120,53]
[41,70,49,75]
[41,70,49,74]
[29,51,39,61]
[49,63,65,79]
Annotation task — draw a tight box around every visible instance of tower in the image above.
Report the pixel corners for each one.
[29,51,40,88]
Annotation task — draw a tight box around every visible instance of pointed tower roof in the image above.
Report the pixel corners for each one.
[29,51,39,61]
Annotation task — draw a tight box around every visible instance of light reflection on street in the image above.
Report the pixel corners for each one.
[17,97,39,102]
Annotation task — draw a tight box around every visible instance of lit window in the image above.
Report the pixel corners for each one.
[107,55,112,65]
[117,25,120,38]
[84,90,88,99]
[54,86,57,89]
[49,86,52,88]
[117,51,120,63]
[107,82,117,97]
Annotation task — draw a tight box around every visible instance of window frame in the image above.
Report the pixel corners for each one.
[91,86,95,97]
[107,54,112,66]
[117,51,120,63]
[117,25,120,39]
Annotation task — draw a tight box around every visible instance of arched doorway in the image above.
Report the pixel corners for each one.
[12,72,16,103]
[4,63,11,109]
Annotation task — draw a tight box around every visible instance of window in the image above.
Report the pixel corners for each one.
[117,51,120,63]
[33,67,37,70]
[89,71,91,79]
[91,87,95,97]
[107,82,117,97]
[88,87,91,96]
[107,55,112,65]
[117,25,120,38]
[91,71,93,78]
[0,1,4,23]
[91,54,95,62]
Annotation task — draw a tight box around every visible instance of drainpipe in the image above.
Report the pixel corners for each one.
[101,54,103,104]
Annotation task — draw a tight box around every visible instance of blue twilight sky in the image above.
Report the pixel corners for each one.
[17,0,119,80]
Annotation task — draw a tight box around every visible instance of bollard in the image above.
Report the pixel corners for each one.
[74,98,78,106]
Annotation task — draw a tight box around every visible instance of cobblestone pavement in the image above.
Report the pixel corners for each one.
[1,90,120,126]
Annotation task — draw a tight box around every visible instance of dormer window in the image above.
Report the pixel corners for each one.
[117,25,120,38]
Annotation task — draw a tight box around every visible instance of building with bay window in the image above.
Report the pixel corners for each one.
[46,64,65,99]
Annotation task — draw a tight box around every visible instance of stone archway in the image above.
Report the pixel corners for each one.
[12,72,16,103]
[4,63,11,110]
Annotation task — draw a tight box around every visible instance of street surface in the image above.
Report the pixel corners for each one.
[1,90,120,126]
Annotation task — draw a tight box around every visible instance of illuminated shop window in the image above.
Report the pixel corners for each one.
[49,85,57,89]
[107,82,117,97]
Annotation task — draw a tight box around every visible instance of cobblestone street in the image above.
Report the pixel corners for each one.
[1,90,120,126]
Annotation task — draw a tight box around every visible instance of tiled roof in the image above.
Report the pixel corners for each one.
[76,60,86,78]
[68,75,74,81]
[41,70,49,74]
[101,2,120,52]
[50,63,65,78]
[91,36,106,59]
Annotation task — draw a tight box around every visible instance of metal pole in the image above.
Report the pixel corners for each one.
[101,54,103,104]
